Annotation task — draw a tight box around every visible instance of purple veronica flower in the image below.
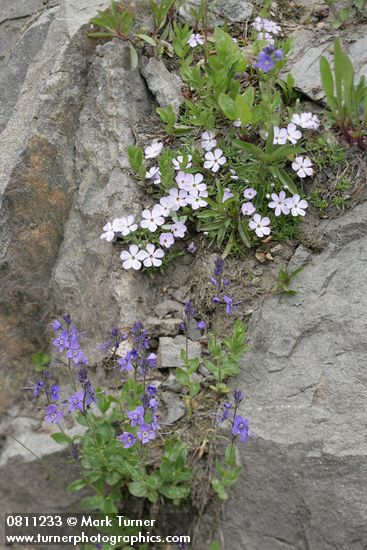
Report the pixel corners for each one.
[184,300,196,319]
[233,415,249,443]
[217,401,232,424]
[137,423,156,444]
[213,296,220,305]
[97,339,111,354]
[34,381,45,397]
[255,46,283,73]
[223,295,234,315]
[132,322,149,350]
[128,405,145,427]
[213,256,224,278]
[197,320,206,330]
[187,242,197,254]
[63,314,72,325]
[78,368,88,383]
[50,385,60,401]
[146,352,157,368]
[118,351,134,372]
[149,398,159,410]
[152,415,161,431]
[146,384,158,397]
[119,432,136,449]
[68,391,84,413]
[44,404,64,424]
[52,319,62,331]
[53,330,70,352]
[233,389,244,404]
[254,50,274,72]
[66,347,86,366]
[85,381,96,405]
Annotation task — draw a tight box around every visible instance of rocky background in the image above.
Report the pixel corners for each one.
[0,0,367,549]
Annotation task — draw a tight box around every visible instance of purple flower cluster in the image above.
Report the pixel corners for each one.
[117,322,157,376]
[119,385,160,448]
[180,300,206,337]
[211,257,240,315]
[52,316,88,367]
[30,316,97,425]
[254,45,283,73]
[217,389,249,443]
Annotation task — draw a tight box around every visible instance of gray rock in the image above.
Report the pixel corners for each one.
[198,365,215,381]
[161,374,182,393]
[0,413,89,545]
[285,26,367,101]
[161,391,186,424]
[158,335,202,368]
[141,57,184,115]
[146,316,183,337]
[0,5,96,412]
[0,0,45,24]
[0,9,55,133]
[223,204,367,549]
[51,38,154,361]
[179,0,253,26]
[155,299,183,318]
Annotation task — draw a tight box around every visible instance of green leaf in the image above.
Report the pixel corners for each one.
[135,33,156,46]
[238,220,251,248]
[189,381,201,397]
[269,166,299,195]
[234,139,264,160]
[106,471,121,486]
[176,367,189,386]
[209,542,221,550]
[222,230,234,259]
[32,352,51,372]
[218,93,236,120]
[87,31,115,39]
[129,480,147,498]
[320,56,336,111]
[235,94,252,126]
[212,478,228,500]
[67,479,87,492]
[129,43,138,70]
[159,484,190,500]
[82,495,105,511]
[51,432,72,445]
